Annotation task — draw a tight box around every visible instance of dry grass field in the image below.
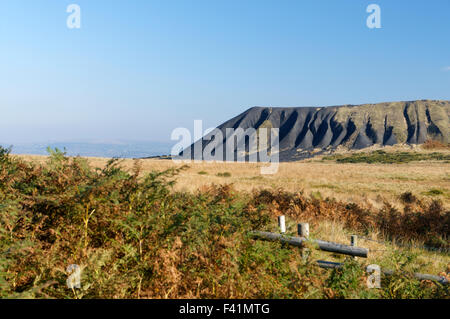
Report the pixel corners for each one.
[17,150,450,210]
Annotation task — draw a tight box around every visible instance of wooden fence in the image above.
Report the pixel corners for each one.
[249,231,368,258]
[250,215,449,286]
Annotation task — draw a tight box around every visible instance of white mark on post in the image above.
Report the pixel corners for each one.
[278,215,286,234]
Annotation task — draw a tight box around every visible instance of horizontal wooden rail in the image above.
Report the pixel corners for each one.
[316,260,449,285]
[249,231,369,258]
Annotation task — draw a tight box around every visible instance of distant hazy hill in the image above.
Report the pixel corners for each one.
[184,100,450,162]
[4,141,172,159]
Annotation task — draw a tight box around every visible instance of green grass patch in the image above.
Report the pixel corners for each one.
[248,176,265,181]
[423,188,445,196]
[311,183,339,190]
[216,172,232,177]
[323,150,450,164]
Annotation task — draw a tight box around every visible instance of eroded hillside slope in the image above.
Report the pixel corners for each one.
[183,100,449,162]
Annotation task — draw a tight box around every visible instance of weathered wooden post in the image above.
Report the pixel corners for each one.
[297,223,309,238]
[298,223,310,261]
[351,235,358,259]
[278,215,286,234]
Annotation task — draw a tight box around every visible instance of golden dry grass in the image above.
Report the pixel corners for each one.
[15,153,450,209]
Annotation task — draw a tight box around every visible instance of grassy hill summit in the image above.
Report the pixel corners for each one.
[186,100,449,162]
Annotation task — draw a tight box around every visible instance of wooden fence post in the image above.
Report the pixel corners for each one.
[278,216,286,234]
[298,223,310,261]
[351,235,358,259]
[297,223,309,238]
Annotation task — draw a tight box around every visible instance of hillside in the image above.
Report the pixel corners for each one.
[183,100,450,162]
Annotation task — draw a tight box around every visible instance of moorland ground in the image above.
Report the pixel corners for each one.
[3,145,448,299]
[17,147,450,209]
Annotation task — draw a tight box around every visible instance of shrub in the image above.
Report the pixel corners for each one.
[381,251,449,299]
[422,140,450,150]
[249,188,449,250]
[325,259,366,299]
[400,192,417,204]
[216,172,231,177]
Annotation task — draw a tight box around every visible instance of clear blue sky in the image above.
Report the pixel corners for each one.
[1,0,449,143]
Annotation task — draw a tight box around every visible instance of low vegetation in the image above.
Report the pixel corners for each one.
[323,150,450,164]
[423,189,446,197]
[422,140,450,150]
[18,151,449,208]
[0,147,449,299]
[216,172,232,177]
